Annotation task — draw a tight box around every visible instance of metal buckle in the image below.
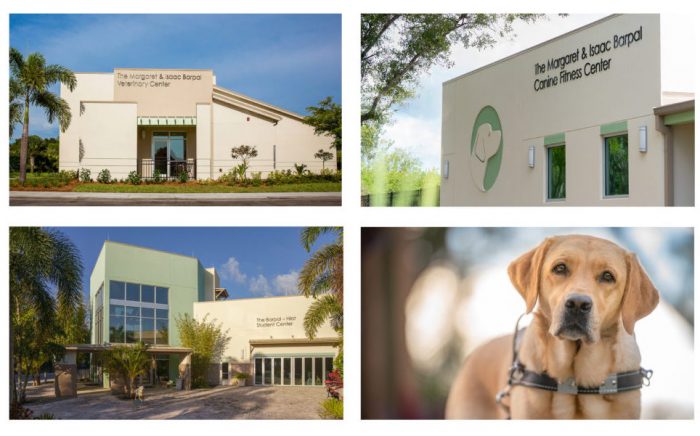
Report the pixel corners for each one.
[557,377,578,394]
[509,364,524,383]
[599,374,619,394]
[641,368,653,386]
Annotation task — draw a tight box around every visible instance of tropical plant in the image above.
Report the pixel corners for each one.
[314,149,334,170]
[231,145,258,180]
[177,169,189,183]
[152,169,164,184]
[101,342,151,399]
[294,163,308,175]
[176,314,231,388]
[298,227,343,339]
[319,397,343,419]
[9,227,83,404]
[10,48,77,183]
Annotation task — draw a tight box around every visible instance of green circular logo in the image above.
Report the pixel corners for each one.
[469,106,503,192]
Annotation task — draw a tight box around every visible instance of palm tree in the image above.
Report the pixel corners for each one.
[102,343,151,399]
[10,48,76,183]
[298,227,343,339]
[9,227,83,404]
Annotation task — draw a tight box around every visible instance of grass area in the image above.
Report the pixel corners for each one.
[32,181,343,193]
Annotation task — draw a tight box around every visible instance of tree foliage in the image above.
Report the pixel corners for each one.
[9,136,59,173]
[231,145,258,180]
[101,343,151,399]
[361,14,544,124]
[305,97,342,151]
[10,227,84,404]
[10,48,76,183]
[176,314,231,388]
[298,227,343,341]
[314,149,335,169]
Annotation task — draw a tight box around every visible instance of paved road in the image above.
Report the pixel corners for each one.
[10,192,341,206]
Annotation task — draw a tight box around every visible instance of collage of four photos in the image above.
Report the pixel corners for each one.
[5,3,696,427]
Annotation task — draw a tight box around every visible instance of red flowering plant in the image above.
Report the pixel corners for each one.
[325,369,343,399]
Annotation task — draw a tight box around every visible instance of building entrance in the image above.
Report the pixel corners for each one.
[253,355,334,386]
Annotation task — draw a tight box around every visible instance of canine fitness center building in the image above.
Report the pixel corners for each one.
[441,14,694,206]
[79,241,338,391]
[58,69,332,180]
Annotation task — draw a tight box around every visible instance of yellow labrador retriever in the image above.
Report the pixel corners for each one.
[445,235,658,419]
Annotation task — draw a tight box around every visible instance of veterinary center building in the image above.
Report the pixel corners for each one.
[84,241,339,390]
[58,69,332,180]
[441,14,694,206]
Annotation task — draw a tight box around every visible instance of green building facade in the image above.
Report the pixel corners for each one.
[89,241,220,383]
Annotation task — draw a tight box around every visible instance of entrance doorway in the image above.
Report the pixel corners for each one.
[152,132,187,178]
[253,356,334,386]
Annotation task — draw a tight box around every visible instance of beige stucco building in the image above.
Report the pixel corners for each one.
[194,295,339,386]
[59,68,333,180]
[441,14,694,206]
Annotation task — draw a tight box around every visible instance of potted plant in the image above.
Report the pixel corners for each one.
[234,372,248,387]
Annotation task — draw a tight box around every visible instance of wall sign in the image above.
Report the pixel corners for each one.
[469,106,503,192]
[256,316,297,328]
[532,25,643,92]
[116,71,203,89]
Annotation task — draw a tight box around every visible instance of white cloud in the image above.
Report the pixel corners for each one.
[220,257,247,283]
[247,270,299,296]
[383,114,442,170]
[249,274,271,295]
[273,270,300,295]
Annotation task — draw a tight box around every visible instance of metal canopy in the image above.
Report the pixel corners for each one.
[137,116,197,126]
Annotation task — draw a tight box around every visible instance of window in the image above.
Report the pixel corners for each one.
[94,284,104,344]
[110,281,125,300]
[264,358,272,384]
[283,358,291,385]
[273,358,281,385]
[304,357,313,385]
[156,287,168,304]
[547,144,566,200]
[314,357,323,385]
[255,359,263,385]
[604,134,629,196]
[325,357,334,378]
[294,358,303,385]
[108,280,169,345]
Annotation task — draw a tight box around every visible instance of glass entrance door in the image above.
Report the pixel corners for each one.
[152,132,186,177]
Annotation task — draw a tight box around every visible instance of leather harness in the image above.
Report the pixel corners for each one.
[495,315,653,418]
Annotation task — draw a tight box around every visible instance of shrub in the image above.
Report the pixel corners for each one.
[319,398,343,419]
[127,171,142,185]
[79,168,92,183]
[153,169,164,184]
[294,163,307,175]
[251,172,262,186]
[97,169,112,184]
[177,169,189,183]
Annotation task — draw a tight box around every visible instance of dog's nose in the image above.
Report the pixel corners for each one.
[565,294,592,314]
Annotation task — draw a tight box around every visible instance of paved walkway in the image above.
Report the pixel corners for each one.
[24,384,328,419]
[10,191,341,206]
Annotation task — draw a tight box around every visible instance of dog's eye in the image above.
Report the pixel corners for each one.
[599,271,616,283]
[552,263,568,275]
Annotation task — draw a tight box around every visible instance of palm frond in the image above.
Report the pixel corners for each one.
[298,243,342,298]
[303,294,342,339]
[33,91,72,132]
[300,227,342,252]
[44,64,77,92]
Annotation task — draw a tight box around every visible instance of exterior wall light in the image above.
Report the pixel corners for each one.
[639,125,648,153]
[528,145,536,168]
[443,159,450,179]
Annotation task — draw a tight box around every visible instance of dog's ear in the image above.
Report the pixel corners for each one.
[621,253,659,335]
[508,238,553,313]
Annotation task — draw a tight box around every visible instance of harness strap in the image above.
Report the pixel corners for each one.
[494,314,654,418]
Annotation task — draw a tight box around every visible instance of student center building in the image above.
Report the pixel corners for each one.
[55,241,339,396]
[58,68,332,180]
[441,14,694,206]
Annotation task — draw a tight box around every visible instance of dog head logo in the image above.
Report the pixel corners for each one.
[469,106,503,192]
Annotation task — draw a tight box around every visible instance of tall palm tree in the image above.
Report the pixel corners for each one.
[9,227,83,404]
[9,48,76,183]
[298,227,343,339]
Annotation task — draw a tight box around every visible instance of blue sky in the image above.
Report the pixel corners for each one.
[50,227,337,303]
[10,14,341,140]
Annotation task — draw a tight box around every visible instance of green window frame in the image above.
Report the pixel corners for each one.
[604,134,629,197]
[547,144,566,200]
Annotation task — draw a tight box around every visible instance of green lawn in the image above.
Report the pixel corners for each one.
[72,182,341,193]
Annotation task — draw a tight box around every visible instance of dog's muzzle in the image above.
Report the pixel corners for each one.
[555,293,593,341]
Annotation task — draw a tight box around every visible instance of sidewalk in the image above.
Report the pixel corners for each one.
[10,191,341,206]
